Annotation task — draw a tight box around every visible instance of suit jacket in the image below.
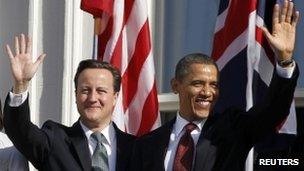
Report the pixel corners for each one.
[131,66,299,171]
[3,96,136,171]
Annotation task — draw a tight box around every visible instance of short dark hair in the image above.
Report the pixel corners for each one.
[175,53,219,81]
[74,59,121,92]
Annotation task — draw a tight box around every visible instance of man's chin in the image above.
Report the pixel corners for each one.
[195,111,210,119]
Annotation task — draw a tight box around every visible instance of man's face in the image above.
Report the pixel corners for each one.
[76,68,118,129]
[171,63,219,121]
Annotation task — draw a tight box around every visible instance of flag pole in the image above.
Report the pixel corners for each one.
[93,18,101,59]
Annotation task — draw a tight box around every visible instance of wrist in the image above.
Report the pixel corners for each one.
[13,81,29,94]
[278,58,294,68]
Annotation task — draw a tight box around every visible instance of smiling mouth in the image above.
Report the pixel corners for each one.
[86,106,101,109]
[195,97,211,108]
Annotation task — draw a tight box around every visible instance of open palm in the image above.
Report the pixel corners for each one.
[5,34,46,93]
[262,1,299,61]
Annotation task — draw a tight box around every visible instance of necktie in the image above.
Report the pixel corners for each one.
[91,132,109,171]
[173,123,197,171]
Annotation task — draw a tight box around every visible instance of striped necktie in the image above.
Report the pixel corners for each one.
[91,132,109,171]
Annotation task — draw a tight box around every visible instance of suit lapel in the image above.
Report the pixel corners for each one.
[194,137,217,171]
[193,116,217,171]
[69,121,91,171]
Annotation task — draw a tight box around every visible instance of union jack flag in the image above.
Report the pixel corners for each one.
[212,0,297,168]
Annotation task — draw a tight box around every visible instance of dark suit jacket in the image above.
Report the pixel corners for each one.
[3,96,136,171]
[131,66,299,171]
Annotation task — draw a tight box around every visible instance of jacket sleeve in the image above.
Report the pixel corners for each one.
[233,65,299,144]
[3,94,53,169]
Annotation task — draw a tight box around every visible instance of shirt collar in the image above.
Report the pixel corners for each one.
[174,111,205,137]
[80,121,116,147]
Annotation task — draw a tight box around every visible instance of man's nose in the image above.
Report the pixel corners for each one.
[88,91,98,101]
[200,86,212,97]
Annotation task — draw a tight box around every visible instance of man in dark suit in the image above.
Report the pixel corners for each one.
[131,1,300,170]
[3,34,135,171]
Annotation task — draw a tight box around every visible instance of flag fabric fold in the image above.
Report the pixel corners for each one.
[80,0,113,17]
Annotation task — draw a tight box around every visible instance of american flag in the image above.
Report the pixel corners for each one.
[212,0,297,168]
[80,0,160,136]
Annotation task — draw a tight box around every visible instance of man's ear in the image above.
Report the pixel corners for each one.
[74,90,78,104]
[113,92,119,106]
[171,78,178,94]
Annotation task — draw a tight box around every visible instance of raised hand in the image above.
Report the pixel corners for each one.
[261,0,299,62]
[5,34,46,93]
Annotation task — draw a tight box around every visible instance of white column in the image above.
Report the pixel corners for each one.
[28,1,42,170]
[28,0,42,126]
[62,0,82,126]
[62,0,94,126]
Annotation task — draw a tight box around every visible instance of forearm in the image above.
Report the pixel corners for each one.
[3,94,32,142]
[247,64,299,141]
[3,94,50,168]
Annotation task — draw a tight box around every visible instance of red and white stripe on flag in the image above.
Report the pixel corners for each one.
[212,0,296,134]
[81,0,161,136]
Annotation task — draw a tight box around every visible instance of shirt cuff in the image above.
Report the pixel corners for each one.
[9,90,28,107]
[276,61,295,79]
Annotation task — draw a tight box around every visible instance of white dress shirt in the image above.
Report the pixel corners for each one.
[80,121,117,171]
[0,132,29,171]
